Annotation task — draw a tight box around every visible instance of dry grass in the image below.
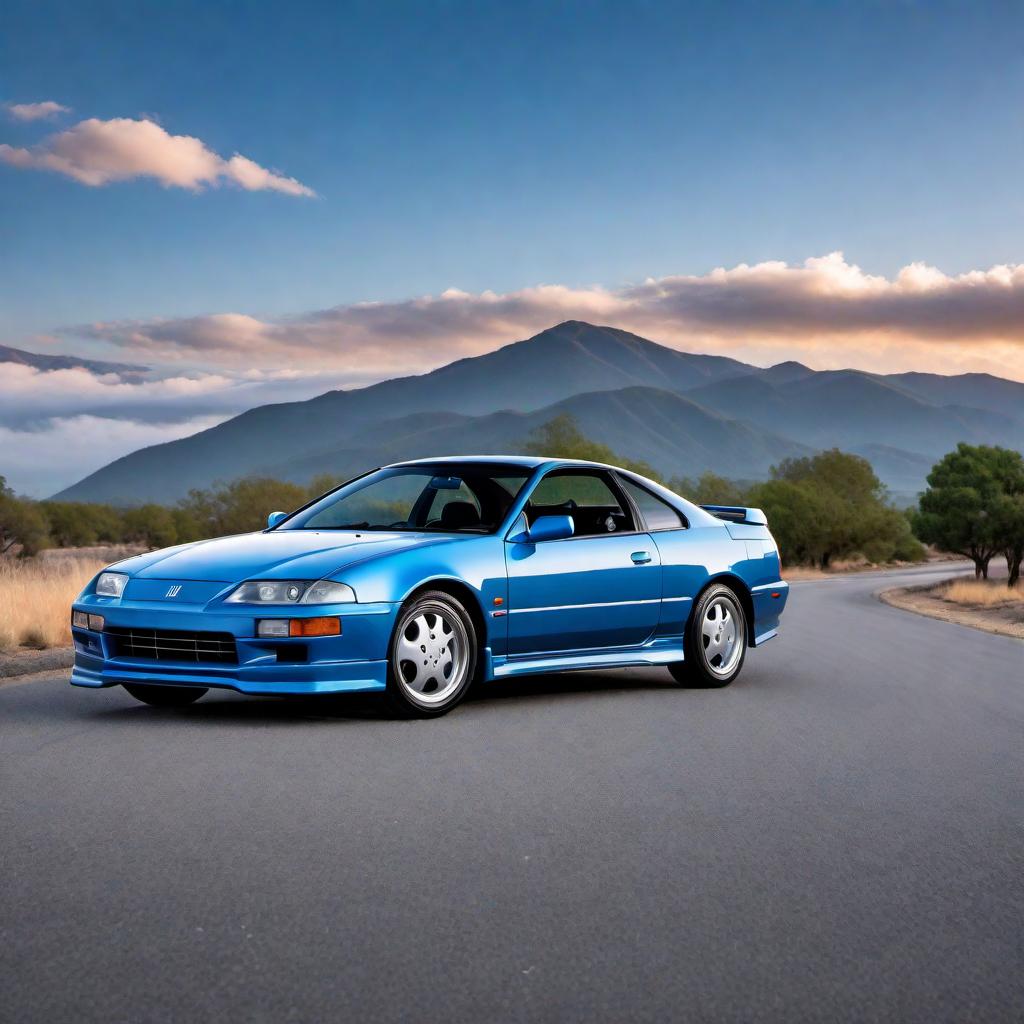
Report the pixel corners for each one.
[0,556,107,651]
[942,578,1024,608]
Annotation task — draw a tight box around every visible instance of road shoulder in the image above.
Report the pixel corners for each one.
[880,581,1024,640]
[0,647,74,684]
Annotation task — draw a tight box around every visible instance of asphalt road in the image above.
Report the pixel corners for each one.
[2,564,1021,1023]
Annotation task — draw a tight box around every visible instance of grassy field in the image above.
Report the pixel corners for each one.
[0,549,136,651]
[942,578,1024,607]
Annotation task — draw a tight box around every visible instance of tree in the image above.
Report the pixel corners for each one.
[179,477,310,537]
[762,450,918,568]
[670,472,747,506]
[0,478,50,557]
[913,444,1019,580]
[122,504,179,549]
[40,501,123,547]
[523,414,663,481]
[993,492,1024,587]
[745,478,842,568]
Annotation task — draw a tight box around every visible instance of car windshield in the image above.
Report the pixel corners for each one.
[280,464,534,534]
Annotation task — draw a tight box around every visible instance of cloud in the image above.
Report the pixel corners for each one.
[0,116,315,195]
[0,414,228,498]
[0,360,378,495]
[9,251,1022,493]
[5,100,70,121]
[72,253,1024,381]
[0,362,368,430]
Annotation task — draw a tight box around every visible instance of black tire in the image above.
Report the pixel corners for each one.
[385,590,478,718]
[123,683,208,706]
[668,583,747,688]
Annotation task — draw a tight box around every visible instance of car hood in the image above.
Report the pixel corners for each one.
[115,530,468,585]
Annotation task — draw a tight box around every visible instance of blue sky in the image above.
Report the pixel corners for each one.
[3,0,1024,493]
[3,0,1023,335]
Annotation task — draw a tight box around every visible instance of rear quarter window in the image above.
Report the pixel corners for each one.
[621,479,686,531]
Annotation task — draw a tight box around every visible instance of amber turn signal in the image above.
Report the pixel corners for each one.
[289,616,341,637]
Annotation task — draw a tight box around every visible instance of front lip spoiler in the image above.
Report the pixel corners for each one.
[70,655,389,696]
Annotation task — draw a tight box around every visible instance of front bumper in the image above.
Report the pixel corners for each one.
[69,598,398,696]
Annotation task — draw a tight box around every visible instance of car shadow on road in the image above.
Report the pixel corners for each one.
[82,668,682,725]
[469,668,678,706]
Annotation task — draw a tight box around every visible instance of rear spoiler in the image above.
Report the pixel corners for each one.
[701,504,768,526]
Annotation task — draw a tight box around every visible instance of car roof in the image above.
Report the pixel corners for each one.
[383,455,721,527]
[390,455,615,470]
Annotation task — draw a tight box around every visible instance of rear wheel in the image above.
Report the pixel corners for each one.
[385,591,477,718]
[669,584,746,688]
[123,683,207,706]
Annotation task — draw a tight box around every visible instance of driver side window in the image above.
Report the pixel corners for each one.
[527,470,635,537]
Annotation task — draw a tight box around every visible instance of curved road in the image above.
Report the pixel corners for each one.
[2,564,1021,1023]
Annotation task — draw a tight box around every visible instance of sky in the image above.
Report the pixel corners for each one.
[3,0,1024,495]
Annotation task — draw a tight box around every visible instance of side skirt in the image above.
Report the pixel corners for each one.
[488,637,685,680]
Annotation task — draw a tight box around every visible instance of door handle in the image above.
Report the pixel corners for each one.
[631,551,652,564]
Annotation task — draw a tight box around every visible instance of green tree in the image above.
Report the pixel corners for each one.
[122,504,179,548]
[40,501,124,547]
[523,414,663,482]
[170,507,204,545]
[0,478,50,557]
[735,450,924,569]
[993,492,1024,587]
[744,478,843,568]
[179,477,310,537]
[766,450,916,568]
[913,444,1021,580]
[671,472,747,506]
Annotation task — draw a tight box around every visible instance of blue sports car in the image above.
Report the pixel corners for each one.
[71,457,788,717]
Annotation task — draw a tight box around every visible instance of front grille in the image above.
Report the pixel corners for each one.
[106,626,238,664]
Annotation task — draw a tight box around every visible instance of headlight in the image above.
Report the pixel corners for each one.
[225,580,356,604]
[96,572,128,597]
[302,581,356,604]
[226,580,306,604]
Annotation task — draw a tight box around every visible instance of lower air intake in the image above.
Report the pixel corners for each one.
[106,626,238,664]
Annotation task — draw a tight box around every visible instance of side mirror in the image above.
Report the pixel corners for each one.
[267,511,288,529]
[523,514,574,543]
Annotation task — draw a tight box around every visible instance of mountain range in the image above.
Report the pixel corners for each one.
[0,343,147,378]
[53,321,1024,506]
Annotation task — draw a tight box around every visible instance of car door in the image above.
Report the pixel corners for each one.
[505,468,662,655]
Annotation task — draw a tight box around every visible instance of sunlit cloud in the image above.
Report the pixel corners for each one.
[0,116,315,195]
[8,251,1022,494]
[72,253,1024,380]
[5,100,70,121]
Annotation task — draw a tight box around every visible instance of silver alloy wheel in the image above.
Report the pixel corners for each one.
[394,604,468,706]
[700,595,744,677]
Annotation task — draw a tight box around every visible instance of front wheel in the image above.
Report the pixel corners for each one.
[385,591,477,718]
[669,584,747,688]
[123,683,208,706]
